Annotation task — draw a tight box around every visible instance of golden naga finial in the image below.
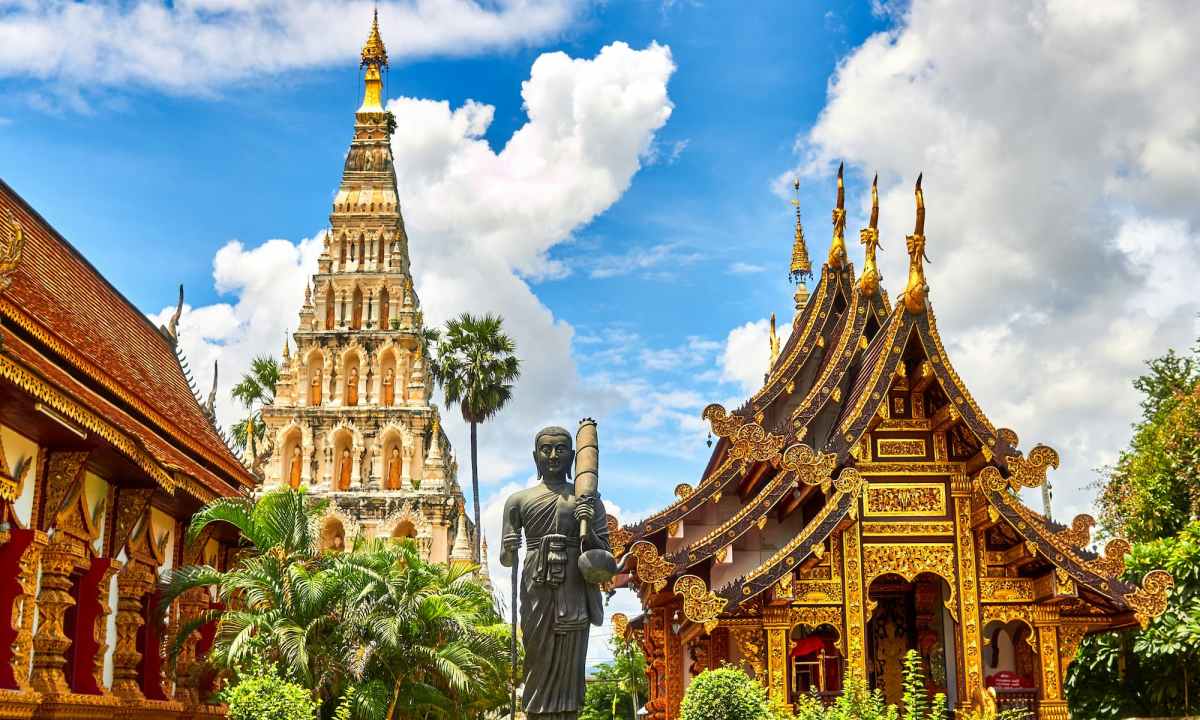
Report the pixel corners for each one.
[789,178,812,283]
[827,162,848,269]
[858,173,882,295]
[768,313,780,367]
[901,173,931,314]
[358,9,389,113]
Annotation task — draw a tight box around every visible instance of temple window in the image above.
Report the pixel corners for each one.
[789,624,843,702]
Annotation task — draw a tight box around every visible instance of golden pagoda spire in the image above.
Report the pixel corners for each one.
[858,173,882,295]
[358,8,389,113]
[901,173,931,314]
[827,162,847,269]
[768,312,780,367]
[789,178,812,316]
[282,331,291,362]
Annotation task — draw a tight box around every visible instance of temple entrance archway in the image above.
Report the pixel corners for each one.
[981,618,1039,716]
[788,619,843,703]
[866,572,958,710]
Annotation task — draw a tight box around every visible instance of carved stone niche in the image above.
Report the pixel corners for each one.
[112,507,183,718]
[30,451,122,716]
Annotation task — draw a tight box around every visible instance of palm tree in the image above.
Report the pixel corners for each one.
[160,489,511,720]
[231,355,280,477]
[431,313,521,561]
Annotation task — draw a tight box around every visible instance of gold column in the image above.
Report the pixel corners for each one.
[954,496,983,710]
[30,534,84,696]
[842,522,867,685]
[172,587,211,708]
[111,561,154,701]
[665,605,683,720]
[1034,608,1069,720]
[764,607,791,710]
[92,560,121,693]
[10,530,48,692]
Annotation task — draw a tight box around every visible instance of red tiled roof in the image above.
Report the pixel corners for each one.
[0,179,254,492]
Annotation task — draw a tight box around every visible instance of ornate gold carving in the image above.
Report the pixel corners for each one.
[733,626,765,683]
[1037,626,1061,701]
[1054,514,1095,548]
[0,429,33,502]
[674,483,694,500]
[629,541,676,593]
[862,520,954,536]
[0,207,24,291]
[1126,570,1174,629]
[792,579,843,604]
[1089,538,1130,577]
[955,497,984,702]
[31,532,89,695]
[9,530,47,692]
[766,624,789,707]
[876,438,926,458]
[41,451,89,532]
[612,612,630,640]
[858,174,881,295]
[901,176,929,314]
[780,443,838,488]
[675,575,727,634]
[775,573,794,600]
[842,522,866,685]
[790,606,845,654]
[839,306,905,436]
[1057,624,1089,674]
[864,482,946,516]
[980,605,1037,651]
[111,488,153,557]
[1007,444,1060,489]
[979,577,1035,603]
[863,543,958,619]
[607,516,633,558]
[702,404,784,466]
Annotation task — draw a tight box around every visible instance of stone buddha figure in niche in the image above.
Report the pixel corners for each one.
[338,448,353,490]
[346,366,359,406]
[383,368,395,406]
[386,447,402,490]
[289,444,302,488]
[310,371,322,405]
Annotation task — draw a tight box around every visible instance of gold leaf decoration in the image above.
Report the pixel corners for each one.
[607,516,633,559]
[0,208,24,292]
[780,443,838,487]
[1056,514,1095,549]
[1126,569,1174,629]
[703,404,784,466]
[629,540,676,593]
[612,612,630,640]
[1007,444,1060,489]
[1089,538,1130,578]
[674,483,694,500]
[674,574,727,634]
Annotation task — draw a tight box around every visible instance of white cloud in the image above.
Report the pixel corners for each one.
[791,0,1200,519]
[728,261,766,275]
[0,0,580,93]
[162,42,676,494]
[589,241,702,280]
[720,317,792,396]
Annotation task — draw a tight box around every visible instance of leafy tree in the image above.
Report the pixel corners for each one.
[581,636,648,720]
[1068,337,1200,718]
[680,667,773,720]
[1095,344,1200,542]
[431,313,521,561]
[159,488,511,720]
[231,354,280,477]
[222,658,317,720]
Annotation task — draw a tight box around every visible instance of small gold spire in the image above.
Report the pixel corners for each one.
[789,178,812,283]
[827,162,847,269]
[282,331,291,361]
[358,9,389,113]
[768,313,780,368]
[858,173,882,295]
[901,173,931,314]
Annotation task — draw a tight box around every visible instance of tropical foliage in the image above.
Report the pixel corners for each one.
[1067,337,1200,718]
[431,312,521,560]
[222,658,318,720]
[679,667,774,720]
[159,488,510,720]
[580,635,648,720]
[231,354,280,475]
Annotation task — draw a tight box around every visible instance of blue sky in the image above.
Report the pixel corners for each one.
[3,0,1199,663]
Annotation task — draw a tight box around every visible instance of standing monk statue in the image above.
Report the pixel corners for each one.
[500,423,617,720]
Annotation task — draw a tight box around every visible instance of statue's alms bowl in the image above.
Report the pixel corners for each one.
[578,548,618,584]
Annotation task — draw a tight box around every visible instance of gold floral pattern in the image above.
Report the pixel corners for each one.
[1126,569,1174,629]
[674,575,727,634]
[629,540,676,593]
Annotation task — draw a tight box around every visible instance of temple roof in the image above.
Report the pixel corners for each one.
[0,180,254,497]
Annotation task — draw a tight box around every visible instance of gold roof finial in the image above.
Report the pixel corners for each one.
[789,178,812,283]
[901,173,931,314]
[282,331,291,362]
[358,8,389,113]
[827,162,847,269]
[768,312,780,368]
[858,173,882,295]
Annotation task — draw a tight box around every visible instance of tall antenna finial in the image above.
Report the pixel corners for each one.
[902,173,931,314]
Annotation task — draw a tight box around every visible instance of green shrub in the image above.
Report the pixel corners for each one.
[680,667,773,720]
[222,662,317,720]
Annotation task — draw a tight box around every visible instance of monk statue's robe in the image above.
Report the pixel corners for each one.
[501,481,610,720]
[338,453,352,490]
[310,373,321,405]
[383,371,395,406]
[386,452,402,490]
[289,451,302,488]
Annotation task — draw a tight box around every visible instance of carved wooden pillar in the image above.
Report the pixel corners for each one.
[954,496,984,711]
[664,604,683,720]
[92,560,121,692]
[30,534,84,696]
[841,522,867,685]
[10,529,48,692]
[111,561,155,701]
[764,607,791,710]
[1034,608,1069,720]
[171,587,209,709]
